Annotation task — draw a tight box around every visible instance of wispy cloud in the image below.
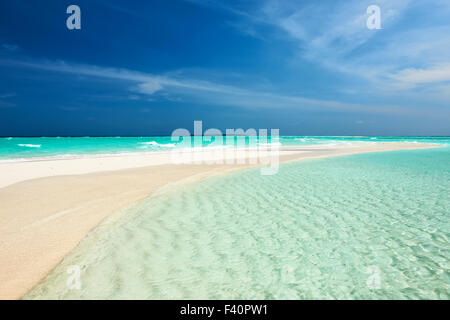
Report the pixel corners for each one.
[132,82,163,95]
[190,0,450,97]
[390,63,450,86]
[2,0,449,119]
[0,92,16,98]
[254,0,427,83]
[0,92,17,108]
[263,0,411,57]
[1,43,18,52]
[127,94,140,100]
[0,58,248,95]
[0,57,426,116]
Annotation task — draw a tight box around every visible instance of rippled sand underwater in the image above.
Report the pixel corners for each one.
[26,147,450,299]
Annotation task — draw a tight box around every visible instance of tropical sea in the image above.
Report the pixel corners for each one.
[24,140,449,299]
[1,136,449,161]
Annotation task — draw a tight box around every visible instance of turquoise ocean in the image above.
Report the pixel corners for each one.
[20,137,450,299]
[1,136,449,161]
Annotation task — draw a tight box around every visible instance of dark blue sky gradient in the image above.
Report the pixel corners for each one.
[0,0,449,136]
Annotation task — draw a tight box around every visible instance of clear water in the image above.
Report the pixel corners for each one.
[25,147,450,299]
[1,136,449,161]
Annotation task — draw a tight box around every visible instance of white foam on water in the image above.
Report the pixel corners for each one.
[139,141,176,147]
[17,144,41,148]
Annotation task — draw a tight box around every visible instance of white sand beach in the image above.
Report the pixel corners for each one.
[0,142,439,299]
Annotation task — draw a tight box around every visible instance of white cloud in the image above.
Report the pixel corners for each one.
[133,81,163,95]
[390,63,450,85]
[188,0,450,106]
[258,0,414,77]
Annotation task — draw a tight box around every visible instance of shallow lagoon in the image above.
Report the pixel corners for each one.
[26,147,450,299]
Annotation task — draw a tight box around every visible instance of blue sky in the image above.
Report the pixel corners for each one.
[0,0,449,136]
